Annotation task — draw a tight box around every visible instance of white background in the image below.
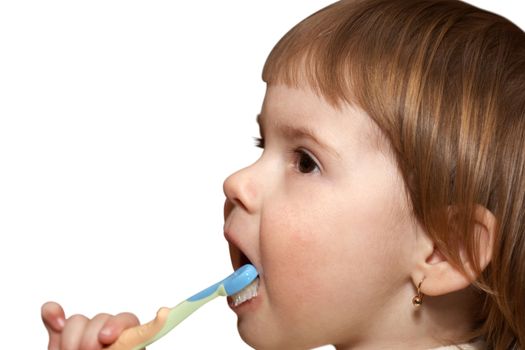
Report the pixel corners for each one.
[0,1,523,349]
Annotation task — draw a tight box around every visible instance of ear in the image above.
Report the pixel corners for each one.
[411,205,496,297]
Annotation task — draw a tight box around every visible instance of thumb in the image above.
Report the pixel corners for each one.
[41,301,65,350]
[103,308,169,350]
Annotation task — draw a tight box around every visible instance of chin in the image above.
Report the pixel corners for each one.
[237,322,280,350]
[237,322,319,350]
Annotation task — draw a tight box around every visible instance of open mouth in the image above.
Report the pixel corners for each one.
[227,236,255,271]
[239,251,252,268]
[227,244,260,308]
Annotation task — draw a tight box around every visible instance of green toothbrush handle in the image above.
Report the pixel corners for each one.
[105,286,224,350]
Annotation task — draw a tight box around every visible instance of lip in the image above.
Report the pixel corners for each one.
[223,228,260,274]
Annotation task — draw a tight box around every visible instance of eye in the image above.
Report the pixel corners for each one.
[254,137,265,149]
[294,149,320,174]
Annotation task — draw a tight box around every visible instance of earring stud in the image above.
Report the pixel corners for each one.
[412,278,425,307]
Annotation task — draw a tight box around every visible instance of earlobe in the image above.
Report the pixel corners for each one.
[412,205,497,297]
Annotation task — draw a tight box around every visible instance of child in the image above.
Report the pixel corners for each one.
[42,0,525,349]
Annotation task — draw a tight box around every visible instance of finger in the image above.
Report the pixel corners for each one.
[101,308,169,350]
[60,314,89,350]
[41,301,66,350]
[98,312,140,345]
[79,313,111,350]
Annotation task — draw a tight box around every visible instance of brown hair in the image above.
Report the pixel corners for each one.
[262,0,525,349]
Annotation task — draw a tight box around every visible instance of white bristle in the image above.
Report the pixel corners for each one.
[232,277,259,307]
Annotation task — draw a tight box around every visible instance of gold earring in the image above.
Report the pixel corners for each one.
[412,278,425,307]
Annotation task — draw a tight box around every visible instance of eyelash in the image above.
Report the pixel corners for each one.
[253,137,320,174]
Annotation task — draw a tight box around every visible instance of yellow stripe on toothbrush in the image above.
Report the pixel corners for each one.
[104,307,171,350]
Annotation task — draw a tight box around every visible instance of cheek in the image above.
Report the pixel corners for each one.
[258,176,414,322]
[261,200,327,290]
[261,203,320,281]
[259,193,360,324]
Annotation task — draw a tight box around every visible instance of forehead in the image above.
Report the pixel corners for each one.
[260,84,387,153]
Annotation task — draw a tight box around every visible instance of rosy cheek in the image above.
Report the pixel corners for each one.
[260,203,330,304]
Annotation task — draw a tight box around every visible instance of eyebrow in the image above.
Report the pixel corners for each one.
[256,114,341,159]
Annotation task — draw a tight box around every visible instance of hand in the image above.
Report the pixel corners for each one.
[41,301,141,350]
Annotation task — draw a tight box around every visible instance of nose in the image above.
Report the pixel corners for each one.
[223,164,260,216]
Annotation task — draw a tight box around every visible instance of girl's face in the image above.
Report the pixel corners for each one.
[223,85,421,349]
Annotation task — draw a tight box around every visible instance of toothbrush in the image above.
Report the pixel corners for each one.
[105,264,258,350]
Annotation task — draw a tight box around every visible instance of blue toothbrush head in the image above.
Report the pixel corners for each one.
[223,264,259,296]
[187,264,259,302]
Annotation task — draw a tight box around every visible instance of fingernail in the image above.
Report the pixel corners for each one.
[100,328,112,337]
